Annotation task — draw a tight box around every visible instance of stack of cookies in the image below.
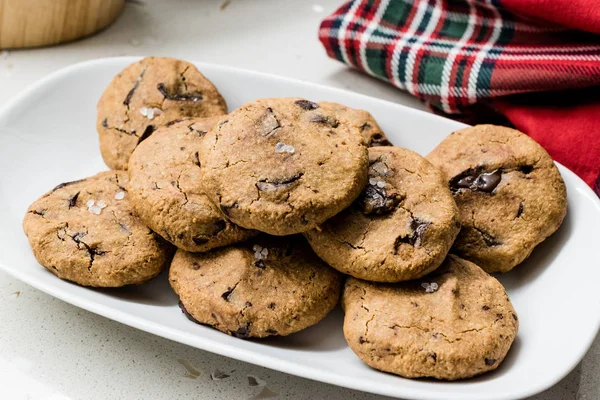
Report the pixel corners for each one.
[22,57,567,381]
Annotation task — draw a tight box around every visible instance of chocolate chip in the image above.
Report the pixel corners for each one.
[268,302,276,309]
[192,262,201,270]
[138,125,155,143]
[232,323,251,339]
[165,118,186,127]
[359,185,400,215]
[179,301,200,323]
[485,358,497,366]
[259,107,280,136]
[156,83,203,102]
[193,152,201,168]
[450,167,502,193]
[369,133,392,147]
[428,353,437,362]
[394,218,431,249]
[266,328,278,335]
[192,237,209,245]
[245,301,253,308]
[309,114,339,128]
[358,336,367,344]
[102,118,109,128]
[482,305,490,311]
[496,313,504,320]
[512,313,518,320]
[474,227,501,246]
[294,99,319,110]
[516,202,524,218]
[256,173,303,191]
[68,192,80,208]
[519,165,533,174]
[52,179,85,192]
[221,287,235,301]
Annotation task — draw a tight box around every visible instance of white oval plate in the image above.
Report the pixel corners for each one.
[0,57,599,400]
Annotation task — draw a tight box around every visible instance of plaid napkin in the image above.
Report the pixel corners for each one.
[319,0,600,195]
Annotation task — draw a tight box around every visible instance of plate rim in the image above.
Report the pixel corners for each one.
[1,56,599,400]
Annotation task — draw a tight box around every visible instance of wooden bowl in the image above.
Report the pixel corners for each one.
[0,0,125,48]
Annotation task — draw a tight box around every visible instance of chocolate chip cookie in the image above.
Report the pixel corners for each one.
[170,235,341,338]
[22,171,173,287]
[198,98,369,236]
[305,146,460,282]
[97,57,227,170]
[342,255,519,380]
[128,117,256,252]
[319,101,391,146]
[427,125,567,273]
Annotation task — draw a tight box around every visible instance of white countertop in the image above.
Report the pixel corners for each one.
[1,1,598,399]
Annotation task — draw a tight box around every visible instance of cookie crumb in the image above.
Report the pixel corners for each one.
[421,282,438,293]
[114,191,125,200]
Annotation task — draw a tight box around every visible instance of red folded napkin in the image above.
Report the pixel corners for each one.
[318,0,600,195]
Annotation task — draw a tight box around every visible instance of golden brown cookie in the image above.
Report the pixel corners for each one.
[97,57,227,170]
[305,146,460,282]
[22,171,173,287]
[342,255,519,380]
[427,125,567,273]
[198,98,369,236]
[319,101,391,146]
[128,117,256,252]
[170,235,341,338]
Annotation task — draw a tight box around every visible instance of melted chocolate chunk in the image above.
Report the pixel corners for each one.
[68,192,80,209]
[482,305,490,311]
[212,220,226,235]
[219,202,238,217]
[232,323,251,339]
[450,167,502,193]
[192,236,209,245]
[519,165,533,174]
[294,99,319,110]
[309,114,339,128]
[156,83,203,102]
[221,287,235,301]
[394,218,431,249]
[123,79,141,106]
[259,107,280,137]
[256,173,303,191]
[178,300,200,323]
[138,125,155,143]
[52,179,85,192]
[359,185,400,215]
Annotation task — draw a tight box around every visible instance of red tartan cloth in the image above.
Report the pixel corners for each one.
[318,0,600,195]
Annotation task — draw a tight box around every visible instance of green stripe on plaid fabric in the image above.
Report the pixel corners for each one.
[318,0,600,113]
